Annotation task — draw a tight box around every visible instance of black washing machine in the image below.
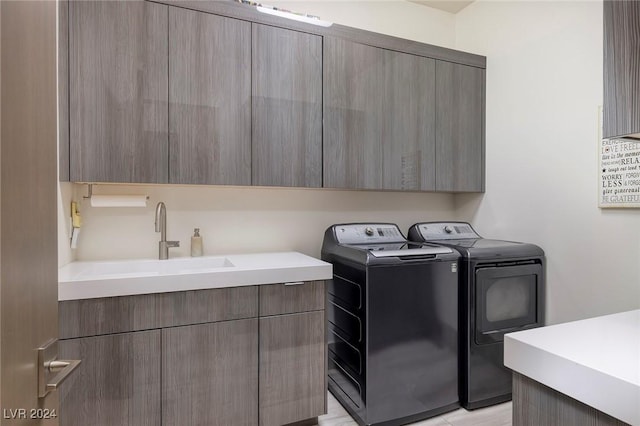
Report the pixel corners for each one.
[408,222,545,410]
[322,223,460,426]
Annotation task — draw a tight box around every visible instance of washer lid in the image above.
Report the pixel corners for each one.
[345,242,453,258]
[408,222,544,258]
[369,246,453,258]
[440,238,544,259]
[444,239,524,249]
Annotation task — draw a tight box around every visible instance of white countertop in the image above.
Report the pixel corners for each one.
[504,309,640,425]
[59,252,332,301]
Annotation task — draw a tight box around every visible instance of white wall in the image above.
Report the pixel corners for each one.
[71,185,454,260]
[270,0,456,48]
[455,0,640,324]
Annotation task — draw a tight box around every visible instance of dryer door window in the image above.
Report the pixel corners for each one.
[474,263,542,345]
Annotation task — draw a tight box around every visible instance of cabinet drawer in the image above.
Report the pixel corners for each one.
[259,281,325,316]
[59,293,160,339]
[60,286,258,339]
[159,285,258,327]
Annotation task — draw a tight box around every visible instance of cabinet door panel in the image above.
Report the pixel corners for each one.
[59,0,70,181]
[436,62,485,192]
[59,330,161,426]
[259,311,326,426]
[169,7,251,185]
[69,0,168,183]
[162,319,258,426]
[381,49,436,191]
[324,37,436,191]
[603,0,640,138]
[252,24,322,187]
[324,37,383,189]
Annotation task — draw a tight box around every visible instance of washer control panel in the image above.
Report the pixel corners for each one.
[334,224,405,244]
[416,222,479,240]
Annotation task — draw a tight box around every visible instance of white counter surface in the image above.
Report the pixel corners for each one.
[59,252,332,301]
[505,309,640,425]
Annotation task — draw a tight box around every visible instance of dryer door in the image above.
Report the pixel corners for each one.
[474,262,543,345]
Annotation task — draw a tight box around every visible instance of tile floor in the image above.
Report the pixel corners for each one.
[318,393,512,426]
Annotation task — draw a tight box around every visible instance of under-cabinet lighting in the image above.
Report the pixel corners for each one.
[256,6,333,27]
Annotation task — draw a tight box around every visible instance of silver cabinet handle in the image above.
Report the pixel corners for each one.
[284,281,305,286]
[38,339,81,398]
[44,359,81,393]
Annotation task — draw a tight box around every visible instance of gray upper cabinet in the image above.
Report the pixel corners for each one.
[324,37,437,191]
[63,1,485,191]
[169,7,251,185]
[59,0,70,181]
[604,0,640,139]
[252,24,322,187]
[435,61,485,192]
[69,0,169,183]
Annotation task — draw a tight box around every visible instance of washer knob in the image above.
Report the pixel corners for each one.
[365,227,375,236]
[444,225,454,234]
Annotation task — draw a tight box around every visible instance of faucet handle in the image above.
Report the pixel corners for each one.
[159,240,180,260]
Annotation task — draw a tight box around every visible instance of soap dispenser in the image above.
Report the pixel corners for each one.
[191,228,203,257]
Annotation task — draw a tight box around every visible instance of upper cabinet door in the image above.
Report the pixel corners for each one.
[252,25,322,188]
[324,37,436,191]
[604,0,640,139]
[69,1,169,183]
[169,8,251,185]
[435,61,485,192]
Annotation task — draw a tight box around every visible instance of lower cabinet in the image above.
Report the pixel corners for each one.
[162,319,259,426]
[58,283,326,426]
[259,311,326,426]
[59,330,161,426]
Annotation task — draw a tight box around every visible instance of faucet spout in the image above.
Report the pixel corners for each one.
[155,202,179,260]
[155,201,166,241]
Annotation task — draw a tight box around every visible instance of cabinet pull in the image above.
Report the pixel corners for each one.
[38,339,82,398]
[284,281,305,286]
[45,360,82,392]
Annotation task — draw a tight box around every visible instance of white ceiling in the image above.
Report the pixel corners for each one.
[409,0,474,14]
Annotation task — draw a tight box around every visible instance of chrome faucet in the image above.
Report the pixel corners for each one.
[155,202,179,260]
